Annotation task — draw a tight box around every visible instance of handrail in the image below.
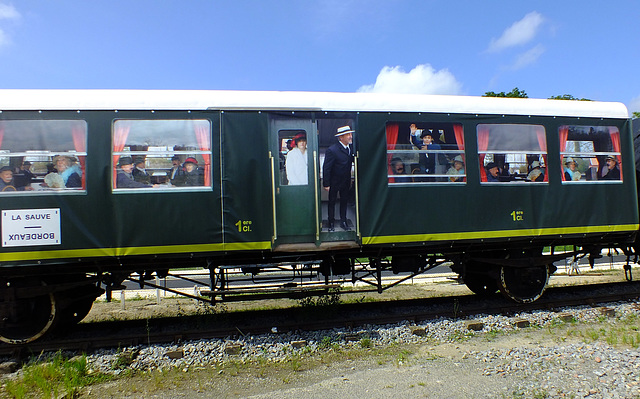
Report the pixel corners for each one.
[269,151,277,243]
[313,150,320,241]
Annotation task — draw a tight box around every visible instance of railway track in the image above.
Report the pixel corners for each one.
[3,279,640,358]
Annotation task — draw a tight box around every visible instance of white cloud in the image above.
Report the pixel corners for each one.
[487,11,544,53]
[0,4,19,48]
[357,64,463,95]
[0,4,19,20]
[508,44,545,70]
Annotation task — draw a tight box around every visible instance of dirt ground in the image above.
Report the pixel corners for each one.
[81,316,613,399]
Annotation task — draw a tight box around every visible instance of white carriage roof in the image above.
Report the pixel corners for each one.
[0,89,629,119]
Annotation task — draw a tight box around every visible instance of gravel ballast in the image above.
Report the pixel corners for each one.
[73,299,640,398]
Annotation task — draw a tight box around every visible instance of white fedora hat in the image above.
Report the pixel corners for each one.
[335,125,355,136]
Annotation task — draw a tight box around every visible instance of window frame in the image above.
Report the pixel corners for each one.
[386,122,466,186]
[111,119,214,193]
[477,123,548,184]
[0,119,88,195]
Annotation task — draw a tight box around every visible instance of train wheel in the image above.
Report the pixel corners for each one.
[56,284,104,326]
[0,282,58,344]
[464,274,499,296]
[58,298,94,325]
[498,265,549,303]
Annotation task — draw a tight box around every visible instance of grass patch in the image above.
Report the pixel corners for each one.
[2,352,113,399]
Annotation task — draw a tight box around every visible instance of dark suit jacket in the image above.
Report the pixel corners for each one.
[323,142,353,188]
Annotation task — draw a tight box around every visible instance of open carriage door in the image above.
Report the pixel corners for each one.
[270,118,320,247]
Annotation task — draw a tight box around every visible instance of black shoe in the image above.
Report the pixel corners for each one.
[328,222,335,232]
[340,221,349,231]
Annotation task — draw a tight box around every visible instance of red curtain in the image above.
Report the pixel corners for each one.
[609,127,622,180]
[453,124,464,150]
[113,122,131,188]
[72,123,87,188]
[559,126,568,181]
[453,123,466,182]
[194,121,211,187]
[477,125,490,182]
[386,123,399,183]
[535,126,548,182]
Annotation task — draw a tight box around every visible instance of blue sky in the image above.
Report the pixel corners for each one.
[0,1,638,114]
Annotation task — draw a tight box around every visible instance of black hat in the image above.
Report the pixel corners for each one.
[420,130,434,139]
[23,161,31,166]
[171,155,181,161]
[118,156,133,166]
[485,162,498,170]
[0,166,12,172]
[605,155,618,162]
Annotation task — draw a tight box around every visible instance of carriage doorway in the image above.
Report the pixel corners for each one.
[270,118,319,246]
[270,117,359,249]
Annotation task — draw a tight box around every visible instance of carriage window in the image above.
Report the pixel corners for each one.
[0,120,87,193]
[112,119,212,192]
[279,130,308,186]
[477,124,547,184]
[560,125,622,182]
[386,122,465,184]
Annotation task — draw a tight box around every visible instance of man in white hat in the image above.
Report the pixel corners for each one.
[527,160,544,182]
[323,125,354,231]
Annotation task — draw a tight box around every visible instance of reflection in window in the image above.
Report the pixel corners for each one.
[0,120,87,193]
[560,126,622,182]
[386,122,465,184]
[477,124,547,183]
[112,120,212,191]
[279,130,308,186]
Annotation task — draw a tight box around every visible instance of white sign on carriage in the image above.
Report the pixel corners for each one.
[2,208,61,247]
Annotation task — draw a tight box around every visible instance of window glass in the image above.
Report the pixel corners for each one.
[0,120,87,193]
[279,129,308,186]
[386,122,465,184]
[112,120,212,191]
[477,124,547,183]
[560,125,622,182]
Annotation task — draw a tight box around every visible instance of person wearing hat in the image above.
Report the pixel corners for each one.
[167,155,186,186]
[485,162,501,182]
[446,155,466,182]
[132,157,151,185]
[411,129,441,178]
[527,160,544,182]
[0,166,16,191]
[563,157,580,181]
[322,125,354,231]
[390,157,411,183]
[183,157,204,186]
[285,133,308,185]
[53,155,82,188]
[116,156,155,188]
[19,161,36,186]
[600,155,620,180]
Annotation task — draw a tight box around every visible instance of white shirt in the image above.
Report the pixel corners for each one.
[285,147,308,185]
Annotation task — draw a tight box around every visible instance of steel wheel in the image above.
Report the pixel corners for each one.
[464,274,499,296]
[0,282,58,344]
[498,265,550,303]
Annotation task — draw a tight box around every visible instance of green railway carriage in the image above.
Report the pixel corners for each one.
[0,89,636,344]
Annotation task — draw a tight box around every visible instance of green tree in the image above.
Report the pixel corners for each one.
[633,111,640,118]
[548,94,591,101]
[483,87,528,98]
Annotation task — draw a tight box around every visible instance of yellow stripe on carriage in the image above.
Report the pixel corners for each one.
[361,224,640,245]
[0,241,272,262]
